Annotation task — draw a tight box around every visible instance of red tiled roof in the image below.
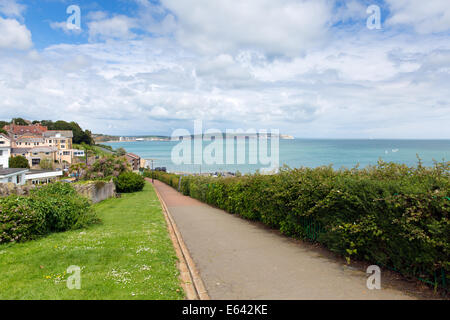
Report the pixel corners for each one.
[126,153,141,159]
[3,124,48,135]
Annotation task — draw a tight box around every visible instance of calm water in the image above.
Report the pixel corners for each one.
[105,139,450,174]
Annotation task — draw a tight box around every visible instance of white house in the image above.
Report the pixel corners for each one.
[25,169,63,185]
[0,168,28,185]
[0,134,11,169]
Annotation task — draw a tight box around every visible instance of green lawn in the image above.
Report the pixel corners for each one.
[0,182,185,300]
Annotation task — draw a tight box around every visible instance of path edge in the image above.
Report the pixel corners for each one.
[150,179,210,300]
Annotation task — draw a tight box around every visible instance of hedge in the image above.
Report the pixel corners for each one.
[114,172,145,193]
[150,160,450,290]
[0,183,97,244]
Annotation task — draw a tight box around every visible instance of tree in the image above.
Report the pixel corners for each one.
[116,148,127,156]
[0,121,9,130]
[40,120,93,145]
[39,158,54,170]
[11,118,28,125]
[0,128,7,135]
[9,156,30,169]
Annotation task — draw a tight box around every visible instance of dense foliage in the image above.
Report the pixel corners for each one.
[0,183,97,244]
[114,172,145,193]
[152,160,450,288]
[70,156,130,180]
[9,156,30,169]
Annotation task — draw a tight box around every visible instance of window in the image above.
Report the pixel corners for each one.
[8,177,12,183]
[0,151,3,156]
[0,141,4,144]
[61,145,66,149]
[61,140,66,143]
[32,159,40,165]
[63,151,70,156]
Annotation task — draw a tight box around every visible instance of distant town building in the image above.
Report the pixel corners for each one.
[0,134,11,169]
[4,123,47,138]
[3,123,85,169]
[125,153,141,171]
[26,169,63,185]
[0,168,28,185]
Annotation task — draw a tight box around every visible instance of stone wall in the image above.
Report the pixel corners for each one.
[0,180,116,204]
[0,183,37,196]
[73,181,116,204]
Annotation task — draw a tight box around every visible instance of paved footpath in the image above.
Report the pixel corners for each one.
[153,180,417,300]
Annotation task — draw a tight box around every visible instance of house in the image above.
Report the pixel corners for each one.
[125,153,141,171]
[42,130,73,150]
[0,134,11,169]
[27,146,58,168]
[0,168,28,185]
[9,126,83,168]
[11,146,57,168]
[25,169,63,185]
[12,134,45,148]
[3,123,47,139]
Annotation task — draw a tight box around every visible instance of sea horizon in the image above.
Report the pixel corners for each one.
[104,138,450,174]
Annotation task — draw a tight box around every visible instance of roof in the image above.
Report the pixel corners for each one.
[26,169,61,175]
[15,137,45,143]
[126,153,141,159]
[0,168,29,177]
[43,130,74,138]
[29,146,57,153]
[3,124,47,135]
[25,169,63,178]
[0,133,10,141]
[11,148,31,154]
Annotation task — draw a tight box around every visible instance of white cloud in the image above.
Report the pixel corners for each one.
[160,0,332,56]
[0,0,25,19]
[386,0,450,34]
[0,17,32,50]
[87,15,138,41]
[50,21,82,35]
[0,1,449,139]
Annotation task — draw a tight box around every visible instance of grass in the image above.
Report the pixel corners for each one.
[0,182,185,300]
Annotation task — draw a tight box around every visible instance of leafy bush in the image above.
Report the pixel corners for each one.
[114,172,145,193]
[9,155,30,169]
[29,182,97,232]
[71,156,130,180]
[0,196,45,243]
[0,183,97,244]
[154,160,450,289]
[144,170,180,189]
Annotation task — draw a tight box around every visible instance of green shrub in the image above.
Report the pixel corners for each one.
[29,183,96,232]
[0,196,45,243]
[114,172,145,193]
[153,160,450,289]
[79,156,130,180]
[9,155,30,169]
[0,183,97,244]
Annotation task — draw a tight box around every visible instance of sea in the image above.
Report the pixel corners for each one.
[104,139,450,174]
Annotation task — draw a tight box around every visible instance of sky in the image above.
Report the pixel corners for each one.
[0,0,449,138]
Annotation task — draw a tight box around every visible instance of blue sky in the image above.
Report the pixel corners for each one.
[0,0,449,138]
